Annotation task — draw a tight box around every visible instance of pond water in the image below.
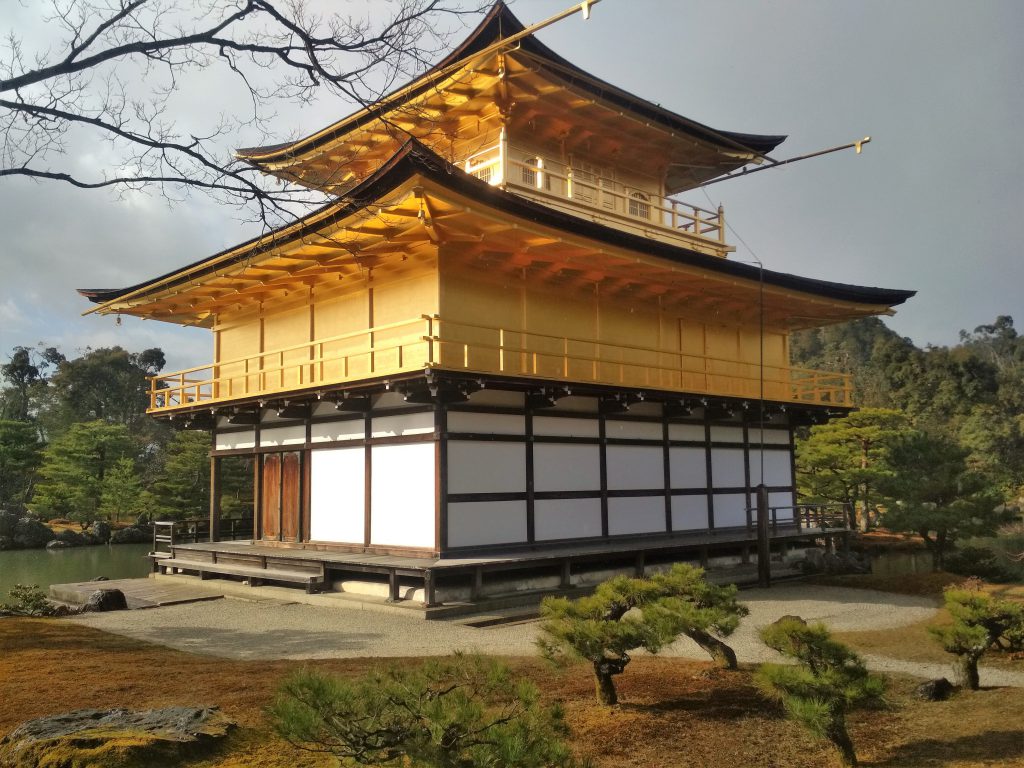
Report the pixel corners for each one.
[0,543,152,599]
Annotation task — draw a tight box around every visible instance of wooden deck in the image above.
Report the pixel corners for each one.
[49,577,225,610]
[163,524,846,607]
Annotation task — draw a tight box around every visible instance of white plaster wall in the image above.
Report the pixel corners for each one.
[669,447,707,488]
[533,416,599,438]
[748,449,794,487]
[752,428,791,445]
[370,442,435,548]
[710,426,745,443]
[447,501,527,547]
[310,418,364,444]
[447,441,525,494]
[608,496,666,535]
[606,445,664,490]
[215,431,255,451]
[447,411,525,435]
[671,494,709,531]
[310,447,364,543]
[605,420,662,440]
[260,425,306,447]
[668,423,705,441]
[534,498,603,540]
[534,444,601,492]
[713,493,749,528]
[372,411,435,438]
[710,448,746,487]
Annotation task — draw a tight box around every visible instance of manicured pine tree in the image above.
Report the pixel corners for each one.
[538,563,747,705]
[756,617,885,768]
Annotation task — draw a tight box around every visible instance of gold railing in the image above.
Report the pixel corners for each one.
[462,144,727,251]
[148,314,852,413]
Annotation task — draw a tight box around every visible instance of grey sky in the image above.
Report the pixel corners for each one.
[1,0,1022,374]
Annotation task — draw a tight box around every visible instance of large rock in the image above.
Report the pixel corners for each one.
[12,518,55,549]
[915,677,956,702]
[110,525,151,545]
[45,540,71,550]
[81,589,128,612]
[0,706,233,768]
[0,508,18,539]
[56,528,88,546]
[89,520,112,544]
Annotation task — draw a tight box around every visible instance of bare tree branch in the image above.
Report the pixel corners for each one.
[1,0,483,228]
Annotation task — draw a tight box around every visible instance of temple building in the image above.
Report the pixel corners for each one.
[80,2,913,607]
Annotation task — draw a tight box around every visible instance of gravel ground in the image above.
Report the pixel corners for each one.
[71,584,1024,686]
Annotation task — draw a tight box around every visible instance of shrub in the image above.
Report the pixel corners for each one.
[756,617,885,767]
[270,654,577,768]
[0,584,60,616]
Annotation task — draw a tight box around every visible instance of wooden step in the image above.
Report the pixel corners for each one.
[159,558,324,593]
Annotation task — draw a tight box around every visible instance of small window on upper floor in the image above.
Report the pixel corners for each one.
[521,157,549,190]
[628,190,650,220]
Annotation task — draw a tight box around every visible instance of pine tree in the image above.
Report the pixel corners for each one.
[538,563,747,705]
[271,654,576,768]
[756,617,885,767]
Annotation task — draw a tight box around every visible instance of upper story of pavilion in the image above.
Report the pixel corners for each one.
[234,1,786,259]
[77,2,914,419]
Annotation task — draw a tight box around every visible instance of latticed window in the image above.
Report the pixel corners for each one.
[629,191,650,219]
[521,157,539,186]
[471,165,493,184]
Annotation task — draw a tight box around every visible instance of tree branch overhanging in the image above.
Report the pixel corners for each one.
[1,0,483,227]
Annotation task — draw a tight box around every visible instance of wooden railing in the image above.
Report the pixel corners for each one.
[743,503,852,534]
[147,314,853,412]
[462,143,727,252]
[430,317,853,407]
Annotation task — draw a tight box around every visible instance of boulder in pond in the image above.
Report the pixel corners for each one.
[56,528,88,546]
[12,517,54,549]
[45,540,71,550]
[81,588,128,612]
[110,525,150,544]
[0,706,233,768]
[90,520,112,544]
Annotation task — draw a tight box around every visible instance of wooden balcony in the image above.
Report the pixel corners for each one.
[462,143,730,256]
[147,315,853,414]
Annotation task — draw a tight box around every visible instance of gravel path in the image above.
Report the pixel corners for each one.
[70,584,1024,686]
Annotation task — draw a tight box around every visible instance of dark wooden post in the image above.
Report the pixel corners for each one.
[209,456,222,543]
[756,483,771,588]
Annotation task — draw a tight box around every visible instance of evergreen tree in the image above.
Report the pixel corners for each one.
[100,457,152,524]
[795,408,909,528]
[272,654,576,768]
[538,564,747,705]
[31,421,133,527]
[0,420,44,509]
[152,430,211,520]
[880,432,1008,570]
[756,617,885,767]
[931,583,1024,689]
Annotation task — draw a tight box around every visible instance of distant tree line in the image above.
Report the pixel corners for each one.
[791,315,1024,571]
[0,344,251,534]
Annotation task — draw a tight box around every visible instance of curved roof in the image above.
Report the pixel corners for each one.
[81,140,913,313]
[235,1,785,171]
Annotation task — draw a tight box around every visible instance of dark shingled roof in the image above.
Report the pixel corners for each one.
[236,1,785,163]
[80,140,914,310]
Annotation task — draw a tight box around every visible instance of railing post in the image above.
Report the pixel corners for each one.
[718,205,725,243]
[756,484,771,588]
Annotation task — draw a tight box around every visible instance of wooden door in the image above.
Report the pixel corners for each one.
[280,452,301,542]
[261,453,282,540]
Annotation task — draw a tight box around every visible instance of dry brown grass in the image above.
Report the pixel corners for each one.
[2,618,1024,767]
